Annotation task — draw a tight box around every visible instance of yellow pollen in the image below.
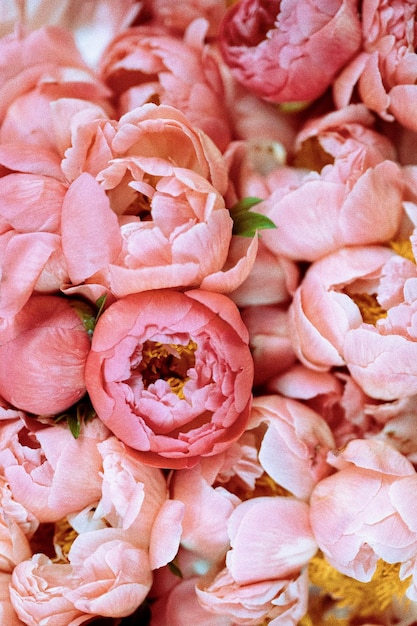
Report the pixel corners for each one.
[52,518,78,563]
[298,552,411,625]
[138,339,198,398]
[350,292,387,325]
[292,136,335,172]
[237,473,292,501]
[389,239,416,263]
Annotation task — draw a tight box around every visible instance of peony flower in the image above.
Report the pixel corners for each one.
[258,105,405,262]
[0,572,23,626]
[334,0,417,132]
[0,25,110,141]
[0,417,109,523]
[0,295,92,415]
[196,566,309,626]
[85,289,254,468]
[310,439,417,589]
[99,19,232,151]
[219,0,362,103]
[249,395,335,500]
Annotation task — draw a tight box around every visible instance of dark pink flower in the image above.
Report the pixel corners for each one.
[219,0,361,103]
[85,289,254,468]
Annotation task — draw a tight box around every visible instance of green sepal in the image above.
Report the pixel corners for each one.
[71,295,107,338]
[230,197,276,237]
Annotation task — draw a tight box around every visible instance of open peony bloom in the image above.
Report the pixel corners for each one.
[59,103,257,298]
[0,295,91,415]
[219,0,362,103]
[310,439,417,595]
[85,289,254,468]
[259,105,404,262]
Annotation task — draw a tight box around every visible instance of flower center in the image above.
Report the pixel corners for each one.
[389,238,416,263]
[52,518,78,563]
[299,552,411,625]
[138,339,198,398]
[350,292,387,325]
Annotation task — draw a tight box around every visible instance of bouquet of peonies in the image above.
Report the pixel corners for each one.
[2,1,417,624]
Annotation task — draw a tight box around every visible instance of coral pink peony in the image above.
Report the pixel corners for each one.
[310,439,417,589]
[0,417,109,523]
[99,19,232,150]
[85,289,254,468]
[0,295,91,415]
[219,0,361,103]
[334,0,417,131]
[259,106,404,262]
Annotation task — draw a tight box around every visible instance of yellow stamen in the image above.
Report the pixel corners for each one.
[52,518,78,563]
[138,339,198,398]
[389,239,416,263]
[350,292,387,325]
[299,552,411,625]
[237,472,292,501]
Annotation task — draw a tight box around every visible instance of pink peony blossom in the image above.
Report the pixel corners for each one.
[0,417,109,523]
[196,556,310,625]
[85,289,254,468]
[99,19,232,150]
[219,0,362,103]
[334,0,417,132]
[259,106,404,262]
[0,295,91,415]
[59,103,256,297]
[249,395,335,500]
[0,572,25,626]
[310,439,417,589]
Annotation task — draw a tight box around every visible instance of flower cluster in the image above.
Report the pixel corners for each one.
[2,1,417,625]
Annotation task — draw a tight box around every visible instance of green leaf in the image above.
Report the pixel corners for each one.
[53,395,97,439]
[230,197,276,237]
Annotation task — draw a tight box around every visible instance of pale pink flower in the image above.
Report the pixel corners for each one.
[0,295,91,414]
[0,418,109,523]
[10,532,151,625]
[288,245,395,370]
[334,0,417,131]
[99,19,232,151]
[196,561,310,625]
[91,436,184,569]
[225,496,317,584]
[0,572,25,626]
[219,0,361,103]
[259,106,404,261]
[249,395,335,500]
[171,462,241,562]
[310,439,417,585]
[85,289,254,468]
